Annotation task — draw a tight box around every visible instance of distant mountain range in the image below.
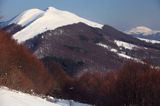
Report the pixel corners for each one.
[1,7,160,75]
[126,26,160,41]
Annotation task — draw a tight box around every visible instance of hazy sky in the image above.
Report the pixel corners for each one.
[0,0,160,31]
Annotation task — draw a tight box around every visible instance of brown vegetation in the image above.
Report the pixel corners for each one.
[59,62,160,106]
[42,59,73,98]
[0,30,53,94]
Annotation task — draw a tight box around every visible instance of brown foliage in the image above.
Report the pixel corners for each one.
[60,62,160,106]
[43,60,73,98]
[114,62,160,106]
[0,30,53,94]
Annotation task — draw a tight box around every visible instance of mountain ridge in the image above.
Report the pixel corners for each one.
[9,6,103,43]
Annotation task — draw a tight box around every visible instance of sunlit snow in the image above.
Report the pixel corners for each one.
[96,42,140,61]
[0,87,91,106]
[9,9,44,26]
[126,26,160,36]
[13,7,103,43]
[114,40,138,50]
[137,38,160,44]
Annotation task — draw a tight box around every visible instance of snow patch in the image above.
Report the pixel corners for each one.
[96,43,118,53]
[114,40,138,50]
[96,43,109,49]
[110,48,118,52]
[117,53,132,59]
[96,42,141,62]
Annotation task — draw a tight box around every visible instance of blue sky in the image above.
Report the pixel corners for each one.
[0,0,160,31]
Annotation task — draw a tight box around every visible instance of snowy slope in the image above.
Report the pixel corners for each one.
[114,40,138,50]
[13,7,103,43]
[96,42,142,62]
[9,9,44,26]
[96,43,133,59]
[0,87,91,106]
[137,38,160,44]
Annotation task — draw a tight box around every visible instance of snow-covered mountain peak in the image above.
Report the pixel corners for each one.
[45,7,62,14]
[13,6,103,43]
[135,26,152,33]
[46,6,60,12]
[44,6,73,17]
[126,26,160,36]
[9,8,44,26]
[127,26,153,35]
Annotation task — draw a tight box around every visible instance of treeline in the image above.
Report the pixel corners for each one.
[55,62,160,106]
